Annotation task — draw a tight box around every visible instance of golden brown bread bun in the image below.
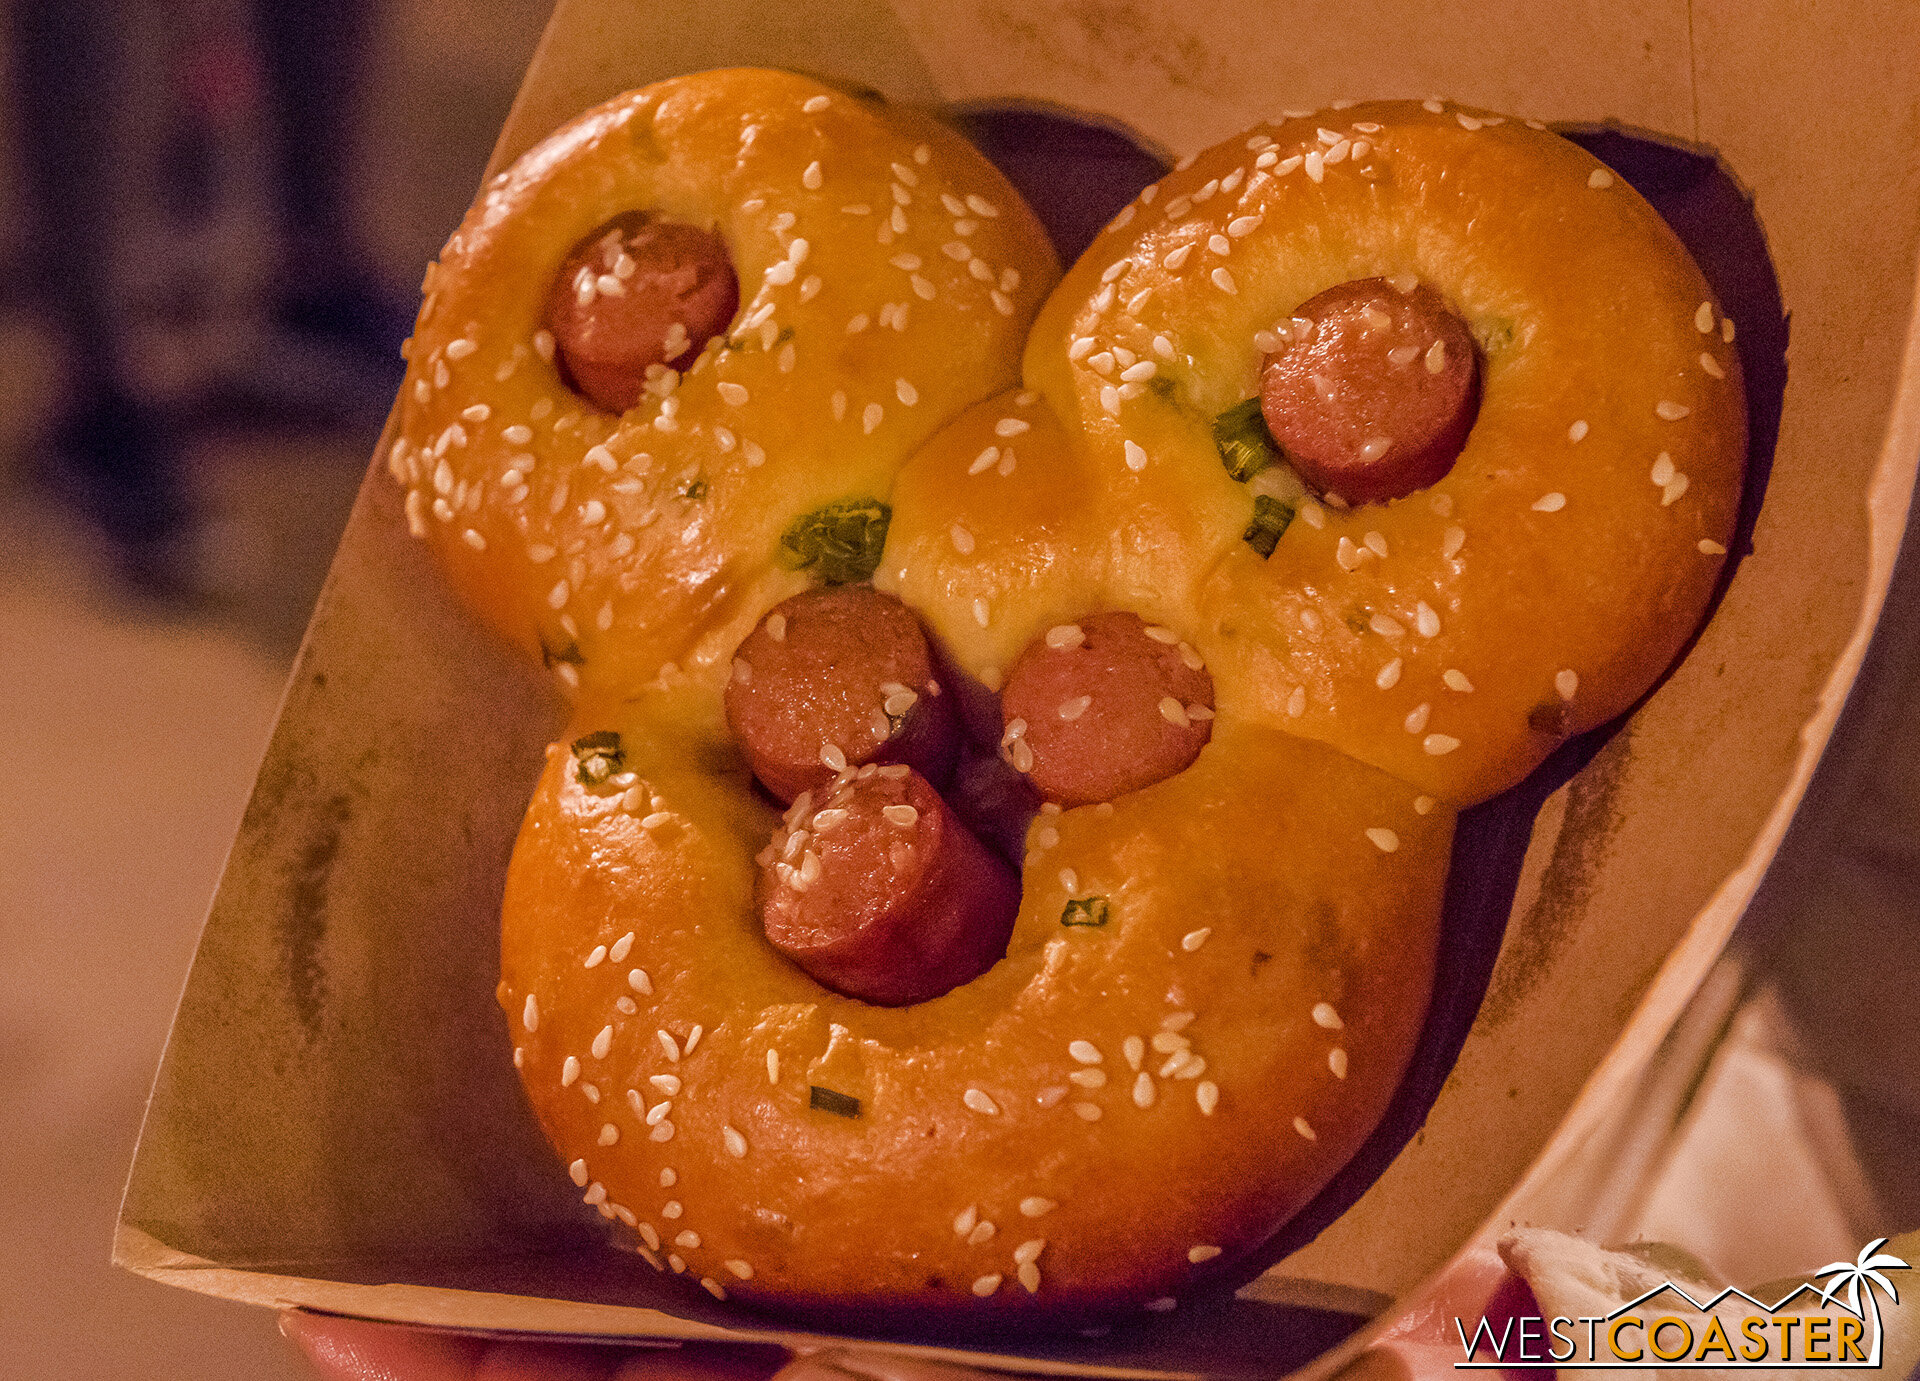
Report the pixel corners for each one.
[503,699,1445,1314]
[1013,100,1743,806]
[449,91,1744,1321]
[386,68,1059,696]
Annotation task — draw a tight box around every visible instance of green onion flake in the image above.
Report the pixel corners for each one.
[570,730,624,785]
[1244,494,1295,559]
[1212,397,1281,482]
[809,1085,862,1118]
[1061,896,1111,927]
[779,498,891,585]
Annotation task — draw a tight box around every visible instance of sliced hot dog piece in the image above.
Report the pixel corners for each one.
[726,585,960,804]
[1000,611,1214,806]
[543,212,739,413]
[758,766,1019,1006]
[1259,277,1479,505]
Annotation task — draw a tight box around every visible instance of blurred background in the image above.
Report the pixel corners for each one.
[0,2,550,1376]
[3,3,1918,1379]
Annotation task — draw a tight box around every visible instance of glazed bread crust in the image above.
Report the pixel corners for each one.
[1013,101,1743,806]
[443,89,1743,1320]
[387,68,1059,694]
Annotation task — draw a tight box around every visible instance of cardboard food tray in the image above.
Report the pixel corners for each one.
[116,0,1920,1375]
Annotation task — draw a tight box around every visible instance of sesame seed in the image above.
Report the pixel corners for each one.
[969,1220,997,1245]
[1018,1262,1041,1293]
[589,1025,612,1059]
[964,1088,1000,1114]
[1424,734,1461,754]
[1700,539,1727,555]
[995,417,1030,437]
[1330,1048,1349,1078]
[862,402,884,434]
[1370,613,1406,638]
[1058,695,1091,722]
[726,1260,754,1280]
[1073,1102,1102,1121]
[803,94,831,112]
[1588,168,1614,189]
[701,1278,726,1300]
[1415,795,1435,815]
[1056,865,1075,890]
[522,994,539,1032]
[802,160,823,189]
[1655,400,1691,421]
[628,969,651,994]
[1533,492,1567,512]
[1556,669,1579,699]
[1196,1081,1219,1114]
[1020,1198,1056,1217]
[1189,1245,1222,1263]
[767,1049,779,1083]
[1147,1297,1178,1312]
[1181,927,1211,951]
[723,1125,748,1158]
[503,424,533,445]
[1442,669,1474,693]
[972,597,991,629]
[662,1200,682,1219]
[1159,696,1191,728]
[1123,1036,1145,1070]
[1305,151,1325,182]
[650,1074,680,1095]
[1569,420,1589,442]
[1068,1067,1108,1088]
[548,580,570,610]
[1046,623,1085,650]
[973,1274,1002,1297]
[638,1223,661,1251]
[1294,1116,1318,1140]
[1208,233,1231,255]
[1287,686,1307,716]
[561,1056,580,1087]
[640,812,671,830]
[991,290,1015,315]
[599,1123,619,1146]
[584,1182,607,1205]
[1700,352,1726,379]
[1367,827,1400,853]
[1211,267,1237,294]
[1015,1238,1047,1265]
[1442,526,1467,558]
[1425,340,1447,373]
[1133,1072,1156,1108]
[1101,385,1121,414]
[657,1029,680,1062]
[882,804,919,828]
[1695,301,1715,333]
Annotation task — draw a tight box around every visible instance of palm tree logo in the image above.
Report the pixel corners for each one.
[1815,1237,1909,1365]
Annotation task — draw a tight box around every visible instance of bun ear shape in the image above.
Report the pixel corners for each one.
[394,83,1742,1321]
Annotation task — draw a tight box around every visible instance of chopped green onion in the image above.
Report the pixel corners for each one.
[779,498,891,584]
[1061,896,1111,927]
[809,1085,862,1117]
[1212,397,1280,482]
[1243,494,1294,558]
[570,730,624,785]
